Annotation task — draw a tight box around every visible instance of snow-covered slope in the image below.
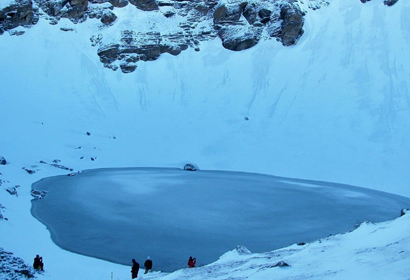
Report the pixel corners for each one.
[1,0,410,279]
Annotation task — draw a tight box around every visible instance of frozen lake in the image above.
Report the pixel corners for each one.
[31,168,410,272]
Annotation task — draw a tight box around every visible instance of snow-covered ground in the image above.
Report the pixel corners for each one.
[1,0,410,279]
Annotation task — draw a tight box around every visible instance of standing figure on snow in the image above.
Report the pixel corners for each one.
[131,259,139,279]
[187,256,196,268]
[33,255,44,271]
[144,256,153,274]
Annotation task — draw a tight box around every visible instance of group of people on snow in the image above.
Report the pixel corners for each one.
[33,253,196,278]
[131,256,153,279]
[33,255,44,271]
[131,256,196,278]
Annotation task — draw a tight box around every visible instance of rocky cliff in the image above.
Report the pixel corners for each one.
[0,0,401,73]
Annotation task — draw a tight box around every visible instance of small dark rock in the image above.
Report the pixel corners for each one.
[297,242,306,246]
[0,156,6,165]
[86,132,91,136]
[22,167,36,174]
[6,187,18,196]
[60,27,75,31]
[273,261,290,267]
[384,0,399,6]
[163,11,175,18]
[31,189,48,199]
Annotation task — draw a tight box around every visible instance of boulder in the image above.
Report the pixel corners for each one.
[129,0,158,11]
[280,3,304,46]
[109,0,129,7]
[213,3,245,23]
[67,0,89,21]
[120,63,137,73]
[100,10,117,24]
[97,44,120,64]
[0,157,6,165]
[218,26,260,51]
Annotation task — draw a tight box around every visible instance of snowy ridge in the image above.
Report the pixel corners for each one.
[146,211,410,279]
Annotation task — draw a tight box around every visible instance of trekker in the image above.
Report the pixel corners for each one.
[33,255,44,271]
[187,256,196,268]
[144,256,153,274]
[131,259,139,279]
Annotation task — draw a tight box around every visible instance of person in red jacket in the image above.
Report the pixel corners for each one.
[187,256,196,268]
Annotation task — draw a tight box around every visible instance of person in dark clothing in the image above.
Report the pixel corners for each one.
[144,256,153,274]
[131,259,139,279]
[33,255,44,271]
[187,256,196,268]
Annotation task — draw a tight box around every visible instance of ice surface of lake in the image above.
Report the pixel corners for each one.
[31,168,410,271]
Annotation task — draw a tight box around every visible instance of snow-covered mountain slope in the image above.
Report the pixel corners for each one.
[1,0,409,195]
[148,210,410,280]
[0,0,410,279]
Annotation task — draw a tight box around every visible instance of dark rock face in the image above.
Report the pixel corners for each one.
[0,0,38,32]
[129,0,158,11]
[97,31,190,73]
[384,0,399,6]
[213,3,245,23]
[0,0,398,73]
[110,0,129,8]
[280,3,304,46]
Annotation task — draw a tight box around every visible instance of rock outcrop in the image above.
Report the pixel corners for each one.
[0,248,36,279]
[0,0,399,73]
[0,0,38,33]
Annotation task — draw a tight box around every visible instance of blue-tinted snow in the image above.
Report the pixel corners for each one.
[31,168,410,272]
